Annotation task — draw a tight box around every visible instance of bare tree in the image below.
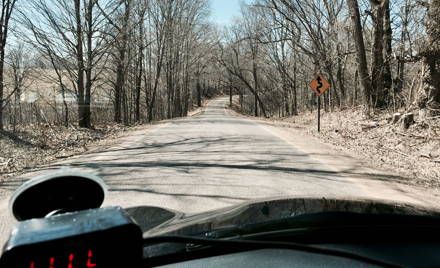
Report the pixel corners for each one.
[369,0,390,108]
[7,43,31,132]
[0,0,18,130]
[417,0,440,113]
[218,22,268,118]
[20,0,108,128]
[347,0,373,114]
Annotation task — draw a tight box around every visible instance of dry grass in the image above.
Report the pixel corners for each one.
[0,100,209,182]
[230,99,440,188]
[277,107,440,188]
[0,123,138,181]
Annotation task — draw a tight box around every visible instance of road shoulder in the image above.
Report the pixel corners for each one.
[226,106,440,209]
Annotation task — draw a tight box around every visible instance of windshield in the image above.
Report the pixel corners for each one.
[0,0,440,246]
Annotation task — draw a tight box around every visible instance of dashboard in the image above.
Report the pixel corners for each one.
[159,242,440,267]
[160,248,379,267]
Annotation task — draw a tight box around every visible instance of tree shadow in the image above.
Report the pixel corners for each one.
[0,131,415,195]
[0,130,35,147]
[0,98,421,207]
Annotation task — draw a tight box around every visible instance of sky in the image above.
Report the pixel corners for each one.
[210,0,243,26]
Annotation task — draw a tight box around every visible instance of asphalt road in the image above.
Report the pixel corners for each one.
[0,97,438,245]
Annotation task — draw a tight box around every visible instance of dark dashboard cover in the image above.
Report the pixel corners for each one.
[126,196,440,237]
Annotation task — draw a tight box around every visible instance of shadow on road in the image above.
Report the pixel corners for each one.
[0,98,416,206]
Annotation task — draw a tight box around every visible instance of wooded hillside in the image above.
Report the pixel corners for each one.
[0,0,223,131]
[0,0,438,132]
[223,0,440,121]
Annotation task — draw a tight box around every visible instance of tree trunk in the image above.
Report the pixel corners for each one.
[282,73,289,116]
[353,69,359,106]
[383,0,393,98]
[292,58,298,115]
[254,94,258,117]
[0,61,3,130]
[370,0,386,108]
[61,85,69,127]
[252,56,260,117]
[417,0,440,111]
[147,52,164,122]
[197,77,202,107]
[83,0,93,129]
[13,84,20,133]
[336,43,346,105]
[347,0,373,115]
[0,0,16,131]
[114,1,130,123]
[135,36,143,122]
[397,1,410,96]
[114,66,122,123]
[229,87,232,107]
[75,0,87,128]
[123,86,128,125]
[135,52,142,122]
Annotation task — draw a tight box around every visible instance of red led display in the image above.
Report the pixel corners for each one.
[86,250,96,267]
[29,249,97,268]
[68,253,74,268]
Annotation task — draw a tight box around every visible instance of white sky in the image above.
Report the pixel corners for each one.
[210,0,244,26]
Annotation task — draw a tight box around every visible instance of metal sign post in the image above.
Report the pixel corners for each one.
[309,74,330,133]
[318,96,321,132]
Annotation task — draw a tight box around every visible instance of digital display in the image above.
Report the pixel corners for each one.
[0,207,143,268]
[28,249,97,268]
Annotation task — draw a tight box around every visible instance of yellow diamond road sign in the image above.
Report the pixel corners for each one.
[309,74,330,97]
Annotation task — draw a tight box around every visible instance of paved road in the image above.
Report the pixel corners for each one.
[0,97,438,245]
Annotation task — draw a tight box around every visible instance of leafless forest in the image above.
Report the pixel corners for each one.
[0,0,222,130]
[0,0,439,178]
[222,0,439,120]
[0,0,438,128]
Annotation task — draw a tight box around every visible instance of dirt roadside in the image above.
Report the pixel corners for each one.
[0,103,207,183]
[229,104,440,193]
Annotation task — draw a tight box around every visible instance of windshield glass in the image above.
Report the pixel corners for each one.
[0,0,440,245]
